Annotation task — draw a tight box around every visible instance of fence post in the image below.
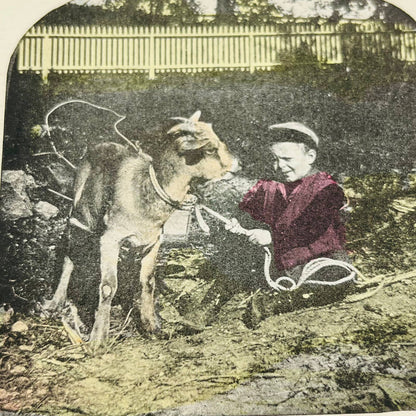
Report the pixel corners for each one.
[249,31,255,73]
[149,26,156,80]
[335,32,343,64]
[41,31,52,83]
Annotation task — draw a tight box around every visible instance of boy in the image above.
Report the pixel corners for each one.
[227,122,348,284]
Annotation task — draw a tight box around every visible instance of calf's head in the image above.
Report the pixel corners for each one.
[166,111,236,181]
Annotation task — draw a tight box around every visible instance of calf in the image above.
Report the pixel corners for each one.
[46,111,235,342]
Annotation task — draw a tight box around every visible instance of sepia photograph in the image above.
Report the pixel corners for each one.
[1,0,416,414]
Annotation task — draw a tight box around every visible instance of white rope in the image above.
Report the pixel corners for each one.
[44,99,140,153]
[263,248,360,291]
[197,204,361,292]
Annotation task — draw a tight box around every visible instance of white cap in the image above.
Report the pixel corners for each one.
[269,122,319,148]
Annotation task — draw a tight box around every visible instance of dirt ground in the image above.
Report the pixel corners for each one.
[0,262,416,415]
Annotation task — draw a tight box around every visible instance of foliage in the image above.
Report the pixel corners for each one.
[334,367,375,389]
[215,0,283,24]
[0,216,67,311]
[344,173,416,275]
[370,0,416,26]
[4,71,48,169]
[39,0,201,26]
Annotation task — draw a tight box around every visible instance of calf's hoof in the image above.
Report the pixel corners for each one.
[41,298,65,317]
[137,312,161,337]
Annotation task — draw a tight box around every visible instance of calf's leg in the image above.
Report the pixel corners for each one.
[89,232,120,342]
[138,238,161,333]
[45,255,74,312]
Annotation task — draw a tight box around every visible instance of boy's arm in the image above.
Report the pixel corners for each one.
[238,180,267,222]
[224,180,272,245]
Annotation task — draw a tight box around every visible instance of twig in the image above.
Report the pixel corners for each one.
[238,288,261,308]
[50,142,77,170]
[158,374,241,390]
[39,358,72,367]
[106,308,134,351]
[33,144,77,170]
[62,319,84,345]
[47,188,73,202]
[33,152,56,157]
[31,323,63,329]
[346,269,416,303]
[10,286,28,302]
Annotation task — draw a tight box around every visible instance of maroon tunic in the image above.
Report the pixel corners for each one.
[239,171,346,271]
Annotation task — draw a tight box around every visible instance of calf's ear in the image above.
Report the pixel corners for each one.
[176,135,210,153]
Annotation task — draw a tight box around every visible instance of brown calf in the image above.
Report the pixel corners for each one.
[45,111,236,342]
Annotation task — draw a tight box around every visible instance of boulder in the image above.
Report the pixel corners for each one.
[11,320,29,333]
[34,201,59,220]
[0,170,37,221]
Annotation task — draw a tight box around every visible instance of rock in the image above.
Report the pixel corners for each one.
[18,345,34,352]
[10,365,27,375]
[11,320,29,333]
[0,170,36,221]
[34,201,59,220]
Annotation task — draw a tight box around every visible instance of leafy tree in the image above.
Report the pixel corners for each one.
[329,0,415,25]
[215,0,283,24]
[234,0,283,24]
[215,0,237,23]
[40,0,201,26]
[103,0,201,24]
[371,0,416,26]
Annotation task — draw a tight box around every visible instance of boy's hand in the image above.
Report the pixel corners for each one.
[247,229,272,246]
[225,218,247,235]
[225,219,271,245]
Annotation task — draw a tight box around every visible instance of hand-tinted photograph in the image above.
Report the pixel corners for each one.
[1,0,416,414]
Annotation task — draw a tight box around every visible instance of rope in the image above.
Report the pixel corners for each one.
[44,99,140,153]
[197,204,361,292]
[263,248,361,291]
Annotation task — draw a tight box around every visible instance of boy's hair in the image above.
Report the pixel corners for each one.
[268,122,319,151]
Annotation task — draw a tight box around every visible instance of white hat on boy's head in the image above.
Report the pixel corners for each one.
[268,122,319,148]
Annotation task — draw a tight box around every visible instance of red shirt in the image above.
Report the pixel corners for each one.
[239,172,346,271]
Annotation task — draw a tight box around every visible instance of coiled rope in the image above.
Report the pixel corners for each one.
[196,204,362,292]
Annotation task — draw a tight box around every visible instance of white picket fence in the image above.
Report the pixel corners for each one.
[17,22,416,82]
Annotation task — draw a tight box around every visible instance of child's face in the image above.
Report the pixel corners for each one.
[270,142,316,182]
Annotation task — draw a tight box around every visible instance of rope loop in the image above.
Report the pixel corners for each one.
[264,247,360,292]
[44,99,141,153]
